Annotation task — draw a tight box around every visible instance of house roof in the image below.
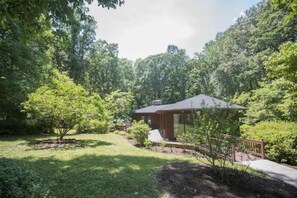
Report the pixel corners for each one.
[133,94,247,114]
[160,94,247,111]
[133,104,169,114]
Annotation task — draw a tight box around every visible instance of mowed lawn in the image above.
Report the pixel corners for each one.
[0,133,196,197]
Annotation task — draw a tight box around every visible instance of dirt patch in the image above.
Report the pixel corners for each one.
[157,162,297,198]
[32,139,78,149]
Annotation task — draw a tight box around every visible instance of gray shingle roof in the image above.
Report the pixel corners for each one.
[160,94,247,111]
[133,94,247,114]
[133,104,169,114]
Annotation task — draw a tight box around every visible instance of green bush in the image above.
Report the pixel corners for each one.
[23,70,110,139]
[127,120,151,146]
[241,121,297,165]
[144,139,152,149]
[76,119,108,134]
[0,158,50,198]
[125,132,133,139]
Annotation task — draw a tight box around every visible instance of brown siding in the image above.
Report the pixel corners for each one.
[165,112,174,140]
[132,113,160,130]
[150,114,160,129]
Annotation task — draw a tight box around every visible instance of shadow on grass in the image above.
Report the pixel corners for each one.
[0,134,57,142]
[26,139,113,150]
[3,154,178,197]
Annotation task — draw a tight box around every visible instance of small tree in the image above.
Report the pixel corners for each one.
[179,107,239,170]
[23,70,109,140]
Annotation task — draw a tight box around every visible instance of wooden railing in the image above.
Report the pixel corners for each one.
[152,136,265,162]
[232,137,265,161]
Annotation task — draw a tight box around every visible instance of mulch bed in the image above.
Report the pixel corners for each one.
[157,162,297,198]
[32,139,78,149]
[151,146,203,157]
[123,136,203,157]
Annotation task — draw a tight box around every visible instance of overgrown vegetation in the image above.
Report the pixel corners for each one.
[241,121,297,165]
[0,158,49,198]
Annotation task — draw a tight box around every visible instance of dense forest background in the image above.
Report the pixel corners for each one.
[0,0,296,133]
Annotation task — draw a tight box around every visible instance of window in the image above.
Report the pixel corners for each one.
[173,112,196,138]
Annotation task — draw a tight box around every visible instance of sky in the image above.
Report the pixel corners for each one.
[89,0,261,61]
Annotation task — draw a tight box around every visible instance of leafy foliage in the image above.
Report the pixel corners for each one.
[241,121,297,165]
[127,120,151,146]
[271,0,297,22]
[76,93,110,134]
[265,42,297,121]
[0,158,49,198]
[179,108,239,168]
[22,70,109,139]
[0,0,125,134]
[133,45,191,107]
[105,90,134,121]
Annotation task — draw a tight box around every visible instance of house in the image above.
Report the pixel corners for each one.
[132,94,246,140]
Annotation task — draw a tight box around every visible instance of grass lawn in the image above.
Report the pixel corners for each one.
[0,133,198,197]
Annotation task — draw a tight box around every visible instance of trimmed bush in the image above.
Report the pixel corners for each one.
[127,120,151,146]
[0,158,50,198]
[241,121,297,165]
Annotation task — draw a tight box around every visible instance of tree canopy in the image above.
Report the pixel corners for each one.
[1,0,296,134]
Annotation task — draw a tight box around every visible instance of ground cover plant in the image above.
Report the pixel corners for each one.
[0,158,50,198]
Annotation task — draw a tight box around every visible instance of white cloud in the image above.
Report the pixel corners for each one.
[88,0,260,60]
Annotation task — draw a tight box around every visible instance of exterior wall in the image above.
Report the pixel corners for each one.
[164,112,174,139]
[133,110,241,141]
[132,113,160,130]
[160,110,241,140]
[150,114,160,129]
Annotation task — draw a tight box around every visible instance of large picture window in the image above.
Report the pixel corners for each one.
[173,112,196,138]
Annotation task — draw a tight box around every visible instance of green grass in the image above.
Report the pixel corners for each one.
[0,133,199,197]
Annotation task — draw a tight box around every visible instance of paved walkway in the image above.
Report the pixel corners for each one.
[241,159,297,188]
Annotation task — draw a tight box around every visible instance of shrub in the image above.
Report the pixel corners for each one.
[127,120,150,146]
[0,158,50,198]
[76,119,109,134]
[125,133,133,139]
[114,130,120,134]
[144,139,152,149]
[23,70,110,139]
[241,121,297,165]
